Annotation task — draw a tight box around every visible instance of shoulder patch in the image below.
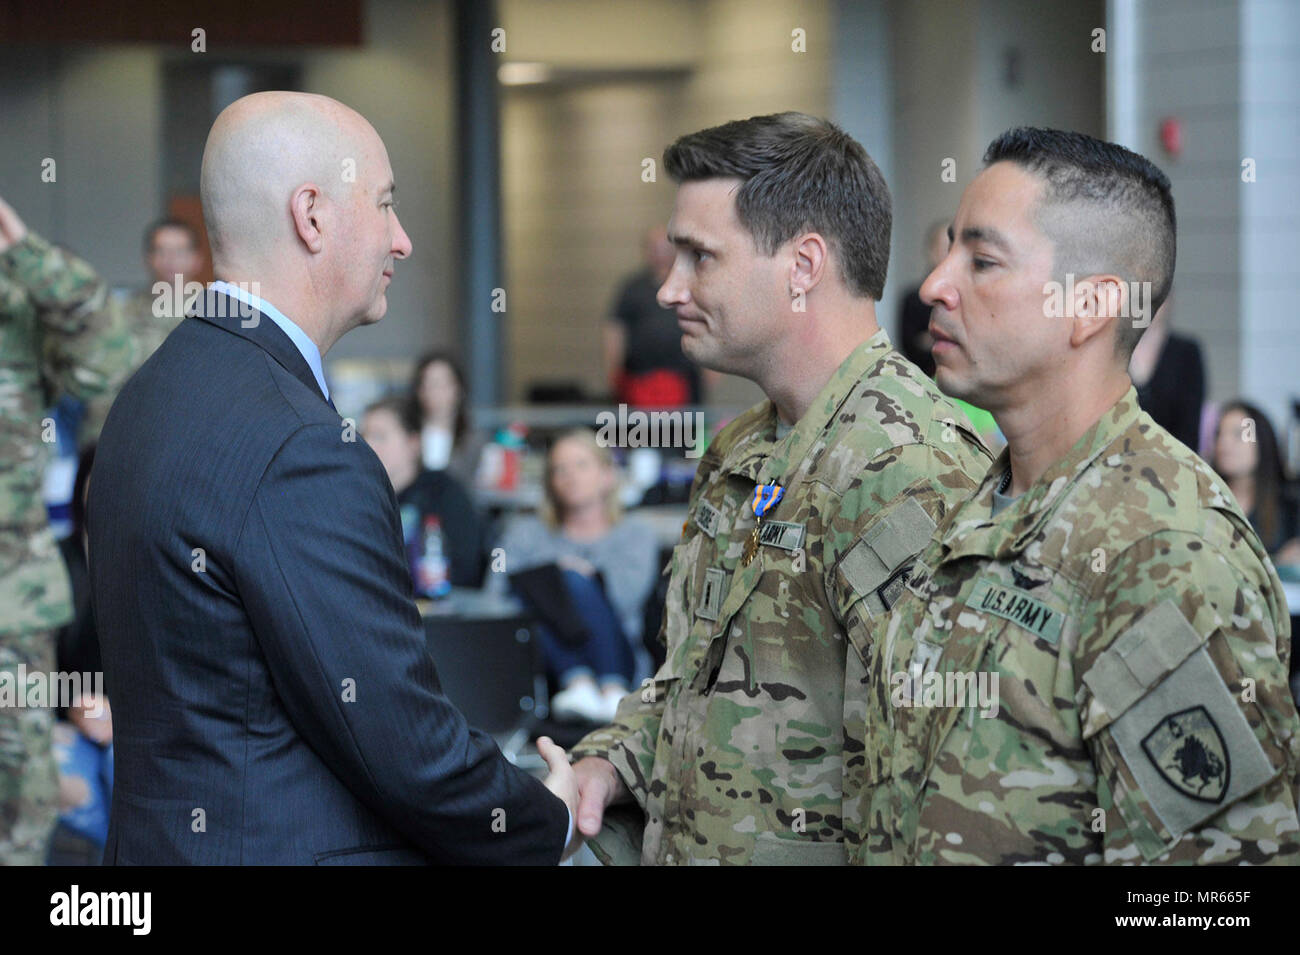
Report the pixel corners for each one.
[1086,600,1280,850]
[836,495,936,619]
[1141,705,1230,804]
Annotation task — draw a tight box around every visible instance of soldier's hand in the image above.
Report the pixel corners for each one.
[573,755,627,838]
[0,195,28,254]
[537,736,581,858]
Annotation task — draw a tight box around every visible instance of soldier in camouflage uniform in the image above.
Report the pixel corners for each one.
[78,218,200,444]
[0,195,133,863]
[849,128,1300,864]
[568,113,993,865]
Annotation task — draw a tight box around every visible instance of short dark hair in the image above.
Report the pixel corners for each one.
[409,350,469,442]
[143,218,199,254]
[663,112,891,300]
[982,127,1176,357]
[364,395,420,435]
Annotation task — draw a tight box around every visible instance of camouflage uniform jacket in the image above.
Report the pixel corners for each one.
[0,232,132,639]
[572,328,993,864]
[852,388,1300,864]
[79,286,184,443]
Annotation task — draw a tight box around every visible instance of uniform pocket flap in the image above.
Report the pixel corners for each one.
[1082,599,1206,727]
[834,495,936,618]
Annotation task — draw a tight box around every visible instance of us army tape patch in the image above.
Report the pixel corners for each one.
[965,576,1064,643]
[757,519,805,552]
[695,567,728,622]
[1107,645,1276,842]
[693,501,721,538]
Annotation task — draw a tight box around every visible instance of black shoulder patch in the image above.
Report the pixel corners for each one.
[1141,705,1230,804]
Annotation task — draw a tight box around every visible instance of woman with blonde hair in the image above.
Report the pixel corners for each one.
[494,429,660,723]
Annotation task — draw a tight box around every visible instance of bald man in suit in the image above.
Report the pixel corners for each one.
[89,92,576,865]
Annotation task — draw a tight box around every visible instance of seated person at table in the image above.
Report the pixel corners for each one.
[492,429,660,723]
[361,397,488,593]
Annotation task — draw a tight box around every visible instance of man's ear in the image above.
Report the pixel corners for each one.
[290,183,325,253]
[789,232,829,302]
[1069,273,1125,348]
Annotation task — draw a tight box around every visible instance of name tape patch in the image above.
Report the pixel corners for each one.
[693,501,722,538]
[757,519,805,553]
[965,576,1064,643]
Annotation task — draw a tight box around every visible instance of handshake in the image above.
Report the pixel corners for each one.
[537,738,629,861]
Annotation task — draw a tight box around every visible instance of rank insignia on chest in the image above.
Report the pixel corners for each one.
[742,481,784,566]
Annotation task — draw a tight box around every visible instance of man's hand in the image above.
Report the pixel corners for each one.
[70,695,113,746]
[537,735,581,858]
[0,196,29,255]
[573,755,628,839]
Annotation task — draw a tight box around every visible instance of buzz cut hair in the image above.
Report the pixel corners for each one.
[983,127,1176,358]
[363,394,419,435]
[143,217,199,255]
[663,111,891,301]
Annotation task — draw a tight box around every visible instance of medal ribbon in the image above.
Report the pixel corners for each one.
[743,481,784,565]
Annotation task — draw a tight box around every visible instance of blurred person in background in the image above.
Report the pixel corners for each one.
[52,444,113,858]
[896,218,948,378]
[78,218,204,444]
[410,350,488,490]
[1210,400,1300,565]
[361,396,488,591]
[604,225,704,407]
[0,193,132,865]
[492,429,659,723]
[1130,295,1206,454]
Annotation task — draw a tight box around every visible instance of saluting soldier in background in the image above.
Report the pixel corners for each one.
[568,113,993,865]
[851,128,1300,865]
[0,195,133,864]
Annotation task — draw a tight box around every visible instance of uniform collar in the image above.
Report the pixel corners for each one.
[939,385,1145,561]
[723,328,896,486]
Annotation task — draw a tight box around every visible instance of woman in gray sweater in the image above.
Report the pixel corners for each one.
[494,429,660,723]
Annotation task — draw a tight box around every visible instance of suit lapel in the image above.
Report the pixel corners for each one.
[190,289,330,406]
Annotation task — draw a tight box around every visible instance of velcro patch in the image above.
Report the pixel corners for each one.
[693,501,722,538]
[965,576,1064,643]
[1106,645,1277,845]
[836,496,937,619]
[695,567,728,622]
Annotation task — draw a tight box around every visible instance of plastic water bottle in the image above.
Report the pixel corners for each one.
[416,515,452,599]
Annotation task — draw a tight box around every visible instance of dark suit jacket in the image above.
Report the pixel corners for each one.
[87,289,567,865]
